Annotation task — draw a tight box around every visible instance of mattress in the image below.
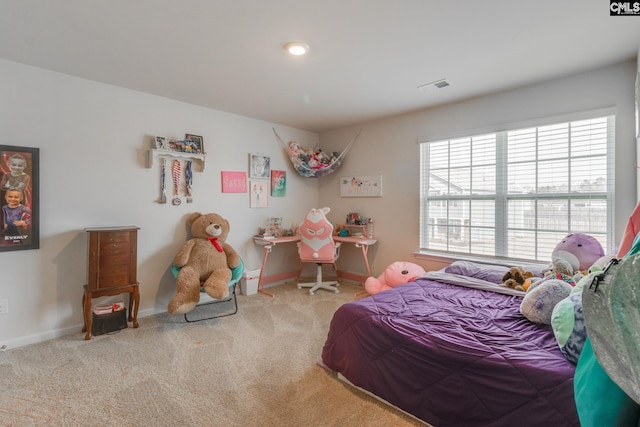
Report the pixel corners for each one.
[321,274,579,427]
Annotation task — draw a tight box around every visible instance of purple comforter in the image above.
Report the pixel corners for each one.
[321,276,579,427]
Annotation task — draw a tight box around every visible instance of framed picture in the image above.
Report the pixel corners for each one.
[340,175,383,197]
[249,153,270,179]
[0,145,39,252]
[250,180,269,208]
[154,136,168,150]
[185,134,204,154]
[221,171,247,193]
[271,170,286,196]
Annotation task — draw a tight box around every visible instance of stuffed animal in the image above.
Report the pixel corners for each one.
[168,212,240,315]
[550,233,605,273]
[502,266,534,291]
[520,279,573,324]
[364,261,426,295]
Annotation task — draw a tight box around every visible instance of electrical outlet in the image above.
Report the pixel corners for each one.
[0,299,8,314]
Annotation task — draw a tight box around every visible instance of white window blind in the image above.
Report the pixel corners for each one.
[419,115,614,263]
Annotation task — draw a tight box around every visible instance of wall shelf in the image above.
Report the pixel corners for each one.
[146,149,206,171]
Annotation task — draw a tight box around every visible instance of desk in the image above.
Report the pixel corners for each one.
[252,235,377,296]
[253,236,302,297]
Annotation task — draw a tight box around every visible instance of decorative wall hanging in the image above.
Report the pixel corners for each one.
[340,175,383,197]
[273,128,361,178]
[185,160,193,203]
[250,180,268,208]
[0,145,39,252]
[271,170,286,196]
[221,171,247,193]
[249,153,270,179]
[171,159,181,205]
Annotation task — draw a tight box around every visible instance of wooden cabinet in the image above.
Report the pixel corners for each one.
[82,226,140,340]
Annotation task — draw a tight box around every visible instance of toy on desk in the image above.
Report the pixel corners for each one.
[168,212,240,315]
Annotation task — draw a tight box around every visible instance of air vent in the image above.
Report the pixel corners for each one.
[417,78,451,92]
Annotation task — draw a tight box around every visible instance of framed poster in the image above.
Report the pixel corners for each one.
[250,180,268,208]
[249,153,270,179]
[340,175,383,197]
[271,170,286,196]
[221,171,247,193]
[0,145,39,251]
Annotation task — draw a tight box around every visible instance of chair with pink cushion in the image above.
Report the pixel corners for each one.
[297,207,341,295]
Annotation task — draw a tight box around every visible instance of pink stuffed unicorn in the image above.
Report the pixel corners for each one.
[364,261,426,295]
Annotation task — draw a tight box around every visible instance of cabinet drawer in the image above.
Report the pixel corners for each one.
[98,243,131,256]
[98,262,129,277]
[100,231,131,243]
[97,274,130,288]
[99,253,131,269]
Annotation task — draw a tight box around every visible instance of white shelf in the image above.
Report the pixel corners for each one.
[146,149,206,171]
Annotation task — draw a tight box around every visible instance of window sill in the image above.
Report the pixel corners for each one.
[412,250,547,270]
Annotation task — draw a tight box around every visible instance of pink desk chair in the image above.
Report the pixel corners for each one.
[297,207,341,295]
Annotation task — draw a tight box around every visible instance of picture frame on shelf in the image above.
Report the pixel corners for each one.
[0,144,40,252]
[249,153,270,179]
[185,134,204,154]
[154,136,168,150]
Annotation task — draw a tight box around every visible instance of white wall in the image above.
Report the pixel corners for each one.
[0,59,320,348]
[1,58,637,349]
[319,59,638,274]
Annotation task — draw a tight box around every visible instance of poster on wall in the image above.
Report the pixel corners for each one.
[271,170,286,196]
[249,153,270,179]
[249,180,268,208]
[0,145,39,252]
[221,171,247,193]
[340,175,383,197]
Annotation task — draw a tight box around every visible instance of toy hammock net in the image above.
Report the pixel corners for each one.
[272,128,361,178]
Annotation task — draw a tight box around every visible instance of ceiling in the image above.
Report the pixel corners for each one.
[0,1,639,134]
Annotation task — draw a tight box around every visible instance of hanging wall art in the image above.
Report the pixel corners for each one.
[0,145,39,252]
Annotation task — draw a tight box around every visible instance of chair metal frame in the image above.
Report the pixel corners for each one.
[171,258,244,322]
[183,282,239,323]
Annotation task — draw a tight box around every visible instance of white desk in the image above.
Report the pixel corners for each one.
[252,235,377,296]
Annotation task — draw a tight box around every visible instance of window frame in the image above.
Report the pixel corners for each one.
[418,112,615,264]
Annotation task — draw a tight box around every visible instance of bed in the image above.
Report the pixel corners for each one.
[320,262,580,427]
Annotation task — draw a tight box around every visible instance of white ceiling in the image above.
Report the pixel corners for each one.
[0,1,639,133]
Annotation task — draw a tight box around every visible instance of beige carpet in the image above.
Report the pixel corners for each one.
[0,281,426,426]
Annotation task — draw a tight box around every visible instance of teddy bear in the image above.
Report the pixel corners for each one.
[501,266,534,291]
[364,261,426,295]
[168,212,241,315]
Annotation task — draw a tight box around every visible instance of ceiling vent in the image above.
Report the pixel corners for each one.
[417,79,451,92]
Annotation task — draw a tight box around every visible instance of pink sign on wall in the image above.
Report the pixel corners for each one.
[221,171,247,193]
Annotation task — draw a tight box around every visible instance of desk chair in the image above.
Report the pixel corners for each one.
[297,207,341,295]
[171,258,244,322]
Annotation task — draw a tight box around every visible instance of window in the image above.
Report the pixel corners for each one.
[419,115,614,263]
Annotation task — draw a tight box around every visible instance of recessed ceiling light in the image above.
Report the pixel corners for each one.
[284,42,309,56]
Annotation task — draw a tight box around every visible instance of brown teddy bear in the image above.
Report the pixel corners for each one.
[169,212,241,315]
[502,266,534,291]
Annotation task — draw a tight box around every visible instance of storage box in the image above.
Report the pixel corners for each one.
[240,269,261,296]
[92,308,128,336]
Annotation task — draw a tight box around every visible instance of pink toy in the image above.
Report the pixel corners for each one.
[365,261,426,295]
[552,233,605,272]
